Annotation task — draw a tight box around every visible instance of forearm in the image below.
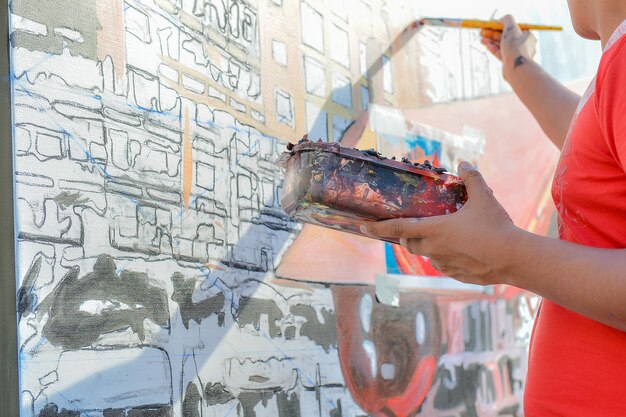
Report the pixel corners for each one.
[506,230,626,331]
[504,58,581,149]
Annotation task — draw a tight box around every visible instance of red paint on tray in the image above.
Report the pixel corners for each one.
[279,136,467,243]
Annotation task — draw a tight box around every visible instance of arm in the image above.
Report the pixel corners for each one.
[509,230,626,332]
[361,163,626,332]
[482,16,581,149]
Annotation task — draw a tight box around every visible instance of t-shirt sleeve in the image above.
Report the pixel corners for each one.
[597,41,626,172]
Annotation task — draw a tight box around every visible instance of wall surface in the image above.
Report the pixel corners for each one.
[8,1,599,417]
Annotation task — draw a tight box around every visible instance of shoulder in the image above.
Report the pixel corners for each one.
[597,33,626,88]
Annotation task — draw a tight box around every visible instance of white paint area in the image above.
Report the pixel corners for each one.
[54,27,84,43]
[416,311,426,346]
[362,340,377,378]
[11,15,48,36]
[359,294,373,333]
[382,55,393,93]
[79,299,133,315]
[158,64,178,81]
[272,40,287,66]
[303,55,326,97]
[329,24,350,68]
[41,348,172,410]
[305,101,327,141]
[300,1,324,53]
[368,104,407,138]
[182,74,206,94]
[331,72,352,108]
[380,363,395,380]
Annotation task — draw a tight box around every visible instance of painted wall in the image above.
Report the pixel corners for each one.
[9,0,599,416]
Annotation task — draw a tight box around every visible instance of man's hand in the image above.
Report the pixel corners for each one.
[360,162,521,285]
[480,15,537,81]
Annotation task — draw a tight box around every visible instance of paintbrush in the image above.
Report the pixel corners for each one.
[419,17,563,32]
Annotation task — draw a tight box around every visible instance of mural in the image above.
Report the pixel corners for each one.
[9,0,590,416]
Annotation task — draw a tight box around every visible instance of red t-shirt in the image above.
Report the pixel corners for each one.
[524,22,626,416]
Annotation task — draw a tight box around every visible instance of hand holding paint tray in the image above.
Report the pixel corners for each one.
[277,136,467,244]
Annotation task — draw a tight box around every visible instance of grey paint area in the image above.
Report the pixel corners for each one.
[182,382,202,417]
[11,0,99,58]
[204,382,235,406]
[237,391,276,417]
[17,255,41,319]
[35,255,169,349]
[236,297,284,338]
[170,272,226,329]
[276,392,301,417]
[290,304,337,353]
[53,191,90,210]
[36,404,79,417]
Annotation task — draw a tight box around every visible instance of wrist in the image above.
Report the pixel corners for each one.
[495,226,529,286]
[502,55,532,83]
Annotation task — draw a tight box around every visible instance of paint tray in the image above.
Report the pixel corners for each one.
[277,137,467,244]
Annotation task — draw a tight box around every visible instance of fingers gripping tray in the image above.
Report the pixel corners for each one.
[278,137,468,243]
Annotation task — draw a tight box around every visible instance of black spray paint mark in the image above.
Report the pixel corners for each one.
[236,297,284,338]
[37,254,169,349]
[182,381,201,417]
[171,272,225,329]
[204,382,235,406]
[290,305,337,352]
[18,255,42,319]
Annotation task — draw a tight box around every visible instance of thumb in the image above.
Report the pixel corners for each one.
[458,161,491,199]
[500,14,522,41]
[500,14,517,30]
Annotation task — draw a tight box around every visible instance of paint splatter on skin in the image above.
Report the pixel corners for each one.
[36,255,169,349]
